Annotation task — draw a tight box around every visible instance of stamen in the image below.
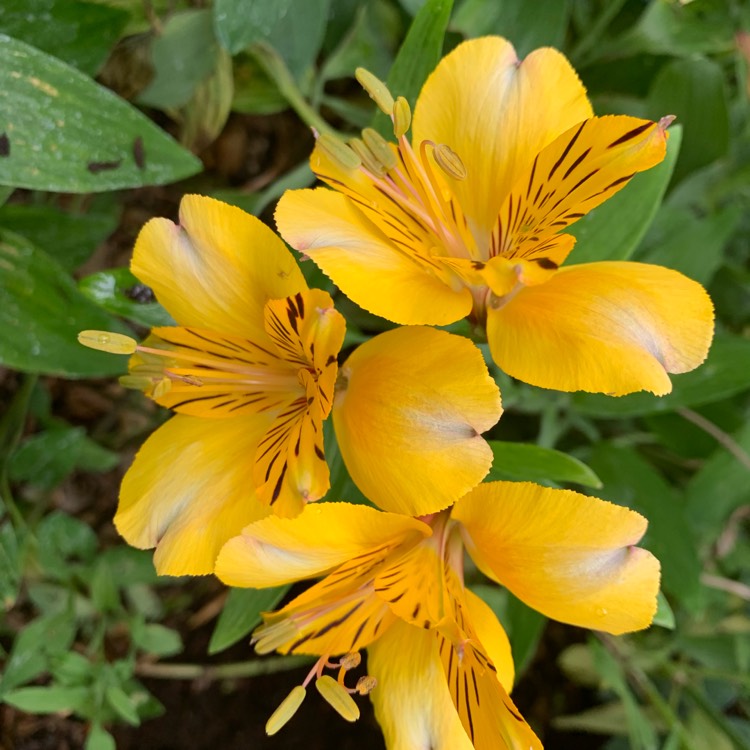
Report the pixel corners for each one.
[362,128,397,171]
[253,619,299,654]
[349,137,388,178]
[355,67,394,115]
[265,685,307,736]
[315,675,360,722]
[433,143,467,180]
[392,96,411,138]
[317,133,362,171]
[339,651,362,670]
[355,675,377,696]
[78,330,137,355]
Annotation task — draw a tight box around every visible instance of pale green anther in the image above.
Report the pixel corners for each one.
[118,375,154,391]
[78,330,137,355]
[317,133,361,171]
[355,67,394,115]
[392,96,411,138]
[433,143,467,180]
[348,138,387,178]
[265,686,307,736]
[315,675,360,722]
[362,128,397,171]
[253,620,299,655]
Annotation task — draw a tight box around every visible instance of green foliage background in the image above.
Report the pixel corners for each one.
[0,1,749,748]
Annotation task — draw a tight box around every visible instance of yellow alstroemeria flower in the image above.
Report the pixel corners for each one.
[216,482,660,749]
[80,195,503,575]
[275,36,714,396]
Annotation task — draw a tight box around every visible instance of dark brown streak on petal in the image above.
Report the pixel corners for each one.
[548,121,587,180]
[270,462,288,503]
[608,122,654,148]
[526,154,539,200]
[562,147,592,181]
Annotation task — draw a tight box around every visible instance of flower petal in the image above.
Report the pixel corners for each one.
[487,261,715,395]
[275,187,472,325]
[492,116,670,261]
[215,502,430,588]
[367,620,474,750]
[465,589,514,693]
[412,37,592,237]
[116,414,271,576]
[453,482,661,634]
[132,194,306,341]
[333,327,502,515]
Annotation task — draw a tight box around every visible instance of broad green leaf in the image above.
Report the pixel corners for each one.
[79,268,174,328]
[232,55,288,116]
[3,685,89,713]
[36,511,99,573]
[9,425,86,489]
[487,441,602,488]
[0,230,131,377]
[0,0,129,76]
[208,585,290,655]
[634,203,742,285]
[0,34,202,191]
[572,334,750,418]
[554,701,633,735]
[214,0,330,80]
[648,58,729,183]
[86,724,116,750]
[653,591,676,630]
[385,0,452,109]
[138,10,218,110]
[567,125,681,264]
[90,558,122,613]
[452,0,569,56]
[132,623,182,657]
[0,522,23,608]
[0,200,119,272]
[587,442,701,608]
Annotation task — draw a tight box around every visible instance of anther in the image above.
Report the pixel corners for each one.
[433,143,467,180]
[361,128,397,171]
[392,96,411,138]
[315,675,360,722]
[355,675,377,696]
[317,133,362,171]
[78,330,137,355]
[339,652,362,670]
[349,137,387,178]
[253,619,299,655]
[265,685,307,736]
[355,68,394,115]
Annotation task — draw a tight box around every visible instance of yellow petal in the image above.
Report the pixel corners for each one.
[453,482,661,634]
[275,188,472,325]
[132,194,306,341]
[333,327,502,515]
[492,116,670,261]
[215,502,430,588]
[465,589,514,693]
[412,37,592,238]
[116,414,272,576]
[367,620,474,750]
[487,261,715,395]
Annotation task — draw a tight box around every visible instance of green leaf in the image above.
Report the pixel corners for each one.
[652,591,676,630]
[487,441,602,488]
[9,425,86,489]
[567,125,681,264]
[0,34,202,192]
[452,0,569,56]
[0,200,119,272]
[3,685,89,713]
[0,230,131,377]
[86,724,116,750]
[89,559,122,613]
[0,0,130,76]
[587,442,702,608]
[214,0,330,80]
[634,203,742,286]
[648,58,729,183]
[78,268,173,328]
[105,684,140,726]
[208,585,290,655]
[0,522,23,608]
[138,10,219,110]
[132,623,182,657]
[36,511,99,572]
[572,334,750,418]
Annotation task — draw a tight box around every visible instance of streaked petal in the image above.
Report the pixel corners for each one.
[215,502,430,588]
[465,589,514,693]
[367,621,474,750]
[487,261,714,395]
[453,482,661,634]
[413,37,592,237]
[116,414,272,576]
[275,188,472,325]
[333,327,502,515]
[492,116,670,261]
[132,194,306,341]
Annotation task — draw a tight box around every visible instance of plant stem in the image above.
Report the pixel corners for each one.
[135,654,312,680]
